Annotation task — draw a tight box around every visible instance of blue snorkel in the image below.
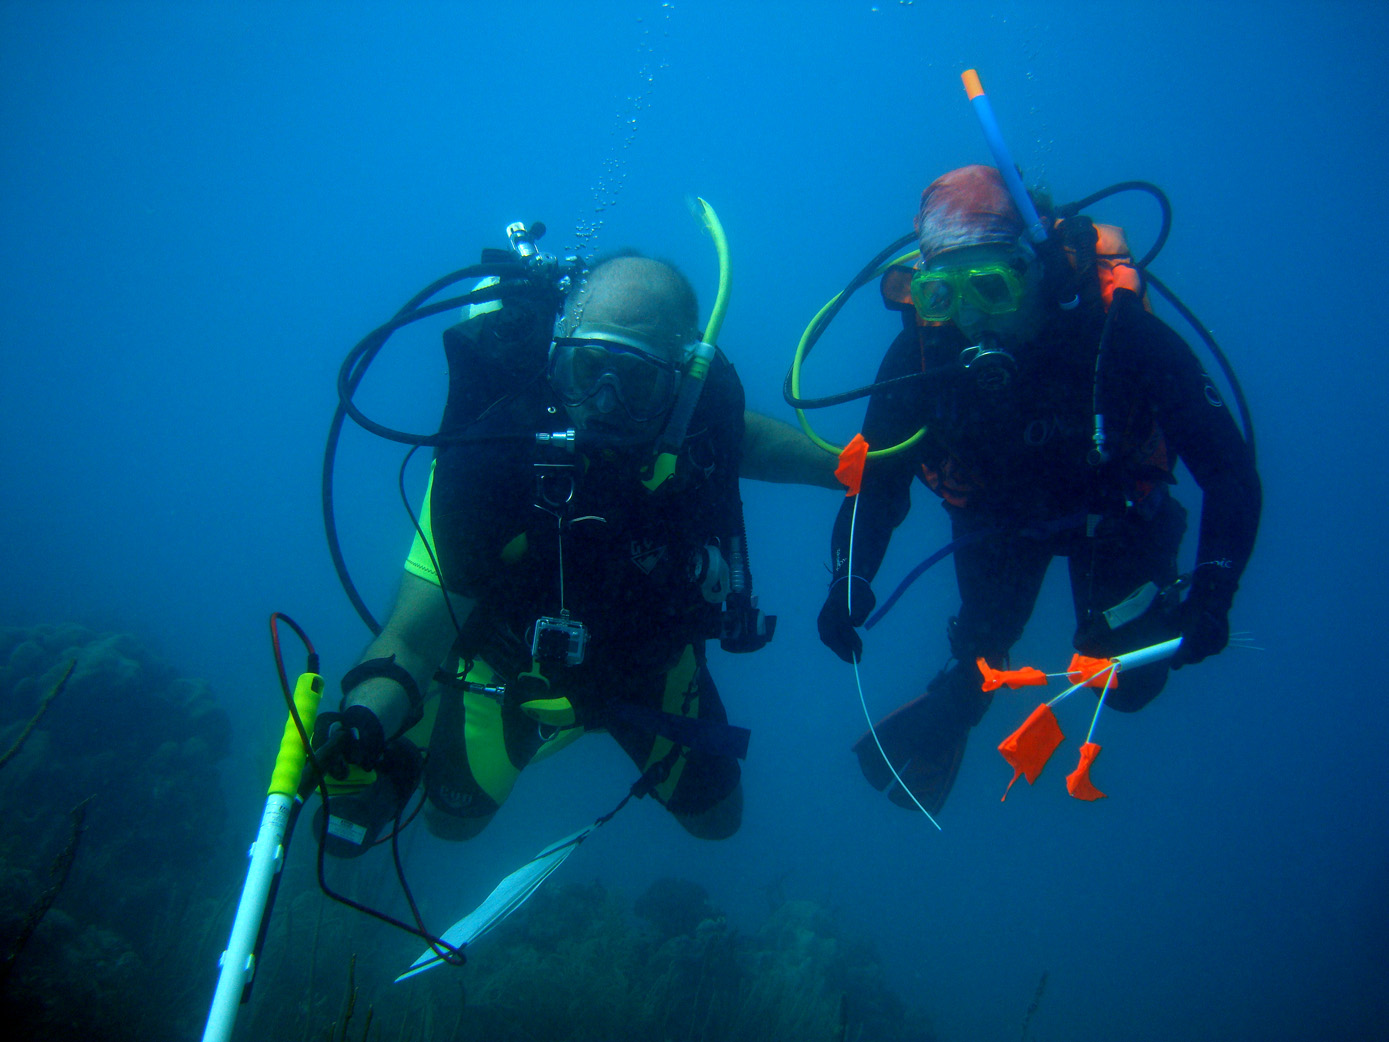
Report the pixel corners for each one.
[964,68,1115,461]
[961,69,1049,247]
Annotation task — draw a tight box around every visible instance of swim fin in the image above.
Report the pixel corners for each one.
[852,691,971,816]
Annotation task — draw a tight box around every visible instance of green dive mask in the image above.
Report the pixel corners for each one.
[909,261,1026,323]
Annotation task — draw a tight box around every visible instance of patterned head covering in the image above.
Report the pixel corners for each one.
[914,164,1025,265]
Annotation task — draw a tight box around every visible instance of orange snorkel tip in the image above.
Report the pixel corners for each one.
[961,68,984,101]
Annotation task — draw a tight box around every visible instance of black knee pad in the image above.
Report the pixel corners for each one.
[663,754,741,817]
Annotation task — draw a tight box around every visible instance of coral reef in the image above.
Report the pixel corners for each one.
[634,876,719,941]
[0,623,236,1041]
[0,623,938,1042]
[250,876,937,1042]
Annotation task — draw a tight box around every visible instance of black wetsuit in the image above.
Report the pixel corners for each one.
[423,351,748,818]
[832,290,1261,806]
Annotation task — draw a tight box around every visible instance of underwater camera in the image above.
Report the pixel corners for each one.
[531,613,588,666]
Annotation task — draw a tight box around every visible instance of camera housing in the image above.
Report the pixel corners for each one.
[531,614,589,666]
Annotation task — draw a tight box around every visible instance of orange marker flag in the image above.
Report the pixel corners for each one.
[998,704,1064,800]
[1067,653,1117,689]
[835,434,870,497]
[1066,742,1107,801]
[976,658,1048,693]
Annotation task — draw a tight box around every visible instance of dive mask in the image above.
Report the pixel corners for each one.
[909,260,1026,323]
[548,331,682,424]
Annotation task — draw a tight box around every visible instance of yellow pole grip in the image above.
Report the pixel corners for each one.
[267,672,324,796]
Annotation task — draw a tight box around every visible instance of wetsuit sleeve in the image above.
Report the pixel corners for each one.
[403,462,442,586]
[828,328,929,583]
[1117,293,1261,608]
[708,353,748,537]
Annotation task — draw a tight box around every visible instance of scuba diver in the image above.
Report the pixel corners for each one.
[815,164,1261,815]
[317,250,838,848]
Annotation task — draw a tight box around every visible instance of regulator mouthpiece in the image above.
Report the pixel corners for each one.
[959,336,1016,392]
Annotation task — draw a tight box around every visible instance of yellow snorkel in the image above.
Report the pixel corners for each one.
[788,246,928,459]
[697,196,732,347]
[643,195,730,491]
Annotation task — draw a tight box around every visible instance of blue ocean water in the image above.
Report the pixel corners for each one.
[2,1,1385,1039]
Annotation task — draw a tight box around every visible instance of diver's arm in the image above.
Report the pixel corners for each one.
[827,464,912,583]
[1127,299,1261,602]
[344,572,474,739]
[826,329,929,582]
[740,410,841,489]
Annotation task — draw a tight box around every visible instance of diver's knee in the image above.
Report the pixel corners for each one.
[673,782,742,840]
[948,613,1022,665]
[1105,666,1168,713]
[424,801,495,841]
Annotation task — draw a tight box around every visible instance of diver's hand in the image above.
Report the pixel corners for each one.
[312,704,388,774]
[818,576,875,664]
[720,594,777,653]
[1170,598,1230,669]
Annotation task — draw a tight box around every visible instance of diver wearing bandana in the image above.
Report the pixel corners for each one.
[818,166,1261,815]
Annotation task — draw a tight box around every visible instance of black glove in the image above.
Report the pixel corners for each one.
[818,576,875,664]
[312,703,388,775]
[1170,596,1230,669]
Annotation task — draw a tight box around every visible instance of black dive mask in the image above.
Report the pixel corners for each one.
[548,335,681,425]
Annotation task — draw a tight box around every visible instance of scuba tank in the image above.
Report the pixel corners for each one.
[325,222,583,634]
[438,223,572,435]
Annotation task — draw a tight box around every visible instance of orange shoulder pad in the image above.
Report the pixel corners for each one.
[1094,222,1151,311]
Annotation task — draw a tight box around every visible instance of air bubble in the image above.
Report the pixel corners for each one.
[571,1,674,256]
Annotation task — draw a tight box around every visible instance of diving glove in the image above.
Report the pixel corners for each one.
[1170,569,1235,669]
[313,704,388,774]
[818,575,875,664]
[1171,597,1230,669]
[720,593,777,653]
[313,735,424,858]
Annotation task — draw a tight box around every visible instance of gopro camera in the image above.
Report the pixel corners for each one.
[532,614,589,666]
